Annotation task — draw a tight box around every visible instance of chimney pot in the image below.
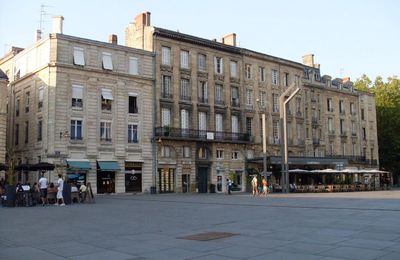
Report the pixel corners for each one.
[108,34,118,44]
[222,33,237,47]
[135,12,151,27]
[52,15,64,34]
[302,54,314,67]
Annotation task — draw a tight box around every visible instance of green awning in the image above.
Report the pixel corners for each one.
[67,160,92,170]
[97,161,120,171]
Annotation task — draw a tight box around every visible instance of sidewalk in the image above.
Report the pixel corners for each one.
[1,191,400,259]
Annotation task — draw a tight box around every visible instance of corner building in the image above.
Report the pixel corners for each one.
[126,12,379,193]
[0,17,154,194]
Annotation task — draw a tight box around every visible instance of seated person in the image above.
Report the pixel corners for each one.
[47,183,57,204]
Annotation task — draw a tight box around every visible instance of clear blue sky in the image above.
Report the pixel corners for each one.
[1,0,398,81]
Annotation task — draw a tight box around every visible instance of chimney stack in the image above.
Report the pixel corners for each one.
[302,54,314,67]
[135,11,151,27]
[35,29,42,41]
[222,33,237,47]
[52,15,64,34]
[108,34,118,45]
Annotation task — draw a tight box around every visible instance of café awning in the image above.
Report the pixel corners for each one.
[30,162,55,171]
[97,161,120,171]
[67,160,92,170]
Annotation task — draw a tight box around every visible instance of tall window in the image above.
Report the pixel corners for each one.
[295,75,300,86]
[15,124,19,145]
[259,67,265,82]
[183,146,191,158]
[72,85,83,108]
[231,115,239,133]
[272,93,279,112]
[24,121,29,143]
[340,119,345,135]
[38,87,44,110]
[161,46,171,65]
[180,50,189,69]
[350,102,355,115]
[215,84,223,104]
[362,127,366,140]
[198,54,206,71]
[181,109,189,135]
[71,120,83,140]
[327,98,333,112]
[283,72,289,87]
[128,124,138,143]
[339,100,345,114]
[16,99,20,117]
[180,79,190,100]
[246,117,252,135]
[296,123,302,141]
[272,69,278,85]
[296,97,301,115]
[128,95,138,113]
[273,121,279,142]
[25,91,30,113]
[100,121,112,141]
[198,112,207,137]
[161,75,172,98]
[230,61,237,78]
[101,89,113,111]
[328,118,333,133]
[37,120,42,141]
[245,64,251,79]
[214,57,223,74]
[161,107,171,127]
[215,114,223,133]
[216,149,224,159]
[73,47,85,66]
[198,81,208,103]
[128,57,139,75]
[231,87,239,107]
[260,91,267,109]
[102,52,113,70]
[361,108,365,120]
[351,121,356,135]
[246,89,253,109]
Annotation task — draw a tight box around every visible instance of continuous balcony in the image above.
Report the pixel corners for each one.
[155,127,252,144]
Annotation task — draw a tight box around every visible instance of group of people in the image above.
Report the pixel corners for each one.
[251,175,269,197]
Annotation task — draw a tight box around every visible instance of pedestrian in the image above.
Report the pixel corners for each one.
[56,173,65,206]
[38,173,48,206]
[227,178,232,195]
[262,177,268,196]
[251,175,258,197]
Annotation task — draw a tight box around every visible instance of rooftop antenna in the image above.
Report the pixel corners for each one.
[38,4,53,35]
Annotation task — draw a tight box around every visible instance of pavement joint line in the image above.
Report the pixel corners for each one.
[99,195,400,212]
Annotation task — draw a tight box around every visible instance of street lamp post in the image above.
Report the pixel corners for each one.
[257,99,267,179]
[279,84,301,193]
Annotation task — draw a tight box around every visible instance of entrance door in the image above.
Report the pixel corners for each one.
[198,167,208,193]
[125,172,142,192]
[97,172,115,194]
[182,174,190,193]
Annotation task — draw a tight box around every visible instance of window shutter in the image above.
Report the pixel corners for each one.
[73,47,85,66]
[129,57,139,75]
[72,85,83,99]
[102,52,113,70]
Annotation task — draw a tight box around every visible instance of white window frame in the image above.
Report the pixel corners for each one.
[246,89,253,108]
[214,57,223,74]
[128,57,139,75]
[198,54,206,71]
[183,146,191,158]
[100,121,112,141]
[272,93,279,112]
[283,72,289,86]
[216,149,224,159]
[38,87,44,110]
[72,85,83,108]
[70,119,83,140]
[73,47,85,66]
[215,84,223,103]
[102,52,113,70]
[230,61,237,78]
[161,107,171,127]
[272,69,278,85]
[161,46,171,65]
[180,50,189,69]
[245,64,251,79]
[259,67,265,82]
[128,123,138,143]
[180,78,190,100]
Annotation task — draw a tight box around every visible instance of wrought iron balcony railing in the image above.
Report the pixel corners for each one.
[155,127,252,143]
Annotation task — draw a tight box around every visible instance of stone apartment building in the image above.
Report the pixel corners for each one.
[0,69,8,175]
[0,17,154,194]
[125,12,379,193]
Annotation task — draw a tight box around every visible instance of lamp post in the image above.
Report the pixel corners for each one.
[257,99,267,179]
[279,84,301,193]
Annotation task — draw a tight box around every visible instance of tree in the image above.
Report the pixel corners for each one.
[354,75,400,185]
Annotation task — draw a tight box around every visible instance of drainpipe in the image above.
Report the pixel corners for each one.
[151,38,157,194]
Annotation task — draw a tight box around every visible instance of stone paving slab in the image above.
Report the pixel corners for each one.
[1,191,400,259]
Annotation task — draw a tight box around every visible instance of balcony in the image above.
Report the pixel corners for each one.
[155,127,252,144]
[215,99,225,106]
[161,92,173,99]
[312,138,320,145]
[180,95,191,102]
[198,97,208,104]
[231,98,240,108]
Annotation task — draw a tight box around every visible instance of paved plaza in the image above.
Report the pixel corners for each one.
[1,190,400,260]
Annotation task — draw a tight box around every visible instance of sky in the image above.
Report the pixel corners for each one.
[0,0,399,81]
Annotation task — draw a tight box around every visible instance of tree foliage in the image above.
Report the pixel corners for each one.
[354,75,400,183]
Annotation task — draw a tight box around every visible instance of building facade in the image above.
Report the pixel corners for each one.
[0,69,8,174]
[125,12,379,193]
[0,17,154,193]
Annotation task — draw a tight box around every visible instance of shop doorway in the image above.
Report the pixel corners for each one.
[159,168,175,193]
[182,174,190,193]
[125,162,142,192]
[198,167,208,193]
[97,172,115,194]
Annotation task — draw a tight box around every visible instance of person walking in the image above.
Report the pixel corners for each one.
[38,173,48,206]
[227,178,232,195]
[56,173,65,206]
[262,177,268,196]
[251,175,258,197]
